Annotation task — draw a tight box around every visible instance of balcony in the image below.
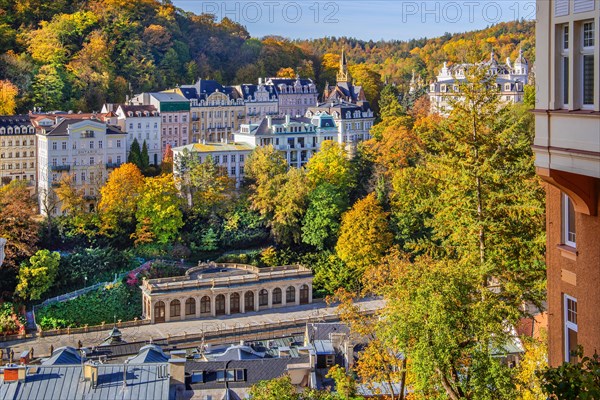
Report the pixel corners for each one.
[106,162,122,169]
[50,165,70,172]
[192,116,200,121]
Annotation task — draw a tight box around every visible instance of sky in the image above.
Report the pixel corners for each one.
[172,0,537,41]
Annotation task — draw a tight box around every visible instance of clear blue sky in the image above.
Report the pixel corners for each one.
[172,0,536,41]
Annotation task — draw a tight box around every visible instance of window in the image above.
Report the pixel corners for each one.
[222,155,228,163]
[191,372,203,383]
[81,172,86,182]
[259,289,268,306]
[185,298,195,315]
[116,140,121,148]
[52,142,57,150]
[563,193,576,247]
[170,299,181,317]
[272,288,282,305]
[89,141,94,149]
[200,296,211,314]
[235,369,245,381]
[581,22,595,107]
[98,140,103,149]
[62,142,67,150]
[116,156,121,164]
[239,155,244,162]
[230,167,235,175]
[286,286,295,303]
[214,155,220,163]
[564,295,578,363]
[89,157,94,165]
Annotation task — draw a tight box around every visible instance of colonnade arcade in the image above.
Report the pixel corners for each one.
[143,283,312,324]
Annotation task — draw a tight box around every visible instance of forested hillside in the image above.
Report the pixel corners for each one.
[0,0,535,113]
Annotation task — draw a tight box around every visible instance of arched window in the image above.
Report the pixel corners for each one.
[215,294,226,315]
[230,293,240,314]
[272,288,282,305]
[300,285,309,304]
[286,286,296,303]
[200,296,211,314]
[245,291,255,312]
[259,289,268,307]
[154,301,165,323]
[185,298,196,316]
[170,299,181,317]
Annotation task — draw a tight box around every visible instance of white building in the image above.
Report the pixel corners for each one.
[234,113,339,168]
[306,100,374,146]
[172,142,253,186]
[37,118,126,215]
[115,105,161,165]
[429,49,530,114]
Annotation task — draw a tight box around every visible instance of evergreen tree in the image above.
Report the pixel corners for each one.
[128,138,142,169]
[141,140,150,169]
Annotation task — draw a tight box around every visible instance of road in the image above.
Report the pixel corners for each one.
[1,298,383,359]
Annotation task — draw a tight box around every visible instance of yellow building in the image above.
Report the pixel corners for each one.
[169,79,245,143]
[0,115,37,191]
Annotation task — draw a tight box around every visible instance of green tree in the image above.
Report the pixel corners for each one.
[539,347,600,399]
[32,65,65,111]
[133,174,183,246]
[128,138,142,169]
[140,140,150,169]
[16,249,60,301]
[326,365,358,399]
[249,375,299,400]
[335,193,393,290]
[302,183,347,250]
[378,84,404,119]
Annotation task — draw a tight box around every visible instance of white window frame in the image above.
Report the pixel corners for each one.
[563,193,576,247]
[580,21,595,109]
[564,294,578,363]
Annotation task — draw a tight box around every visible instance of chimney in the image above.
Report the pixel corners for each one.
[258,77,263,85]
[285,115,291,125]
[169,358,186,389]
[83,361,99,388]
[2,365,27,383]
[267,116,272,128]
[170,350,187,359]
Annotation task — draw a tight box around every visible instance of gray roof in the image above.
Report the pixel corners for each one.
[151,92,189,102]
[41,347,82,366]
[0,364,170,400]
[308,101,372,117]
[127,345,169,364]
[185,356,310,390]
[41,119,123,137]
[306,323,350,341]
[204,345,265,362]
[249,116,313,136]
[0,115,32,131]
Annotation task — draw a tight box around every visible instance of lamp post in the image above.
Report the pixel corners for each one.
[84,275,88,289]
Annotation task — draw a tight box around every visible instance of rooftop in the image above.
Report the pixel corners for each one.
[173,142,255,153]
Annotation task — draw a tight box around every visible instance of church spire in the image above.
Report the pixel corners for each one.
[337,48,351,83]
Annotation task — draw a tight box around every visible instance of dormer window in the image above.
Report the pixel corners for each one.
[505,83,511,91]
[440,84,447,93]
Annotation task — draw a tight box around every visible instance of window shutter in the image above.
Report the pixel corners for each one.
[555,0,570,16]
[574,0,595,13]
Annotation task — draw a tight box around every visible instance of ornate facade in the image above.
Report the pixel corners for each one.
[235,79,279,124]
[173,79,245,144]
[322,49,368,105]
[141,263,313,324]
[115,105,162,165]
[428,48,530,114]
[0,115,37,190]
[265,77,318,117]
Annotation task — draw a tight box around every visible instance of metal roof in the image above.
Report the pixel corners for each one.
[0,364,170,400]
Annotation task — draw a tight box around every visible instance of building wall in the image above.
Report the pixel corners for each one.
[117,114,161,165]
[192,92,244,143]
[535,0,600,366]
[37,122,127,216]
[546,184,600,366]
[160,111,189,152]
[0,130,37,190]
[172,147,251,185]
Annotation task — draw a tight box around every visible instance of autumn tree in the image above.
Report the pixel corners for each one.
[0,181,39,293]
[133,174,183,246]
[16,249,60,301]
[306,141,352,192]
[249,375,299,400]
[335,193,393,290]
[271,168,310,246]
[98,163,145,239]
[276,67,296,78]
[245,145,288,220]
[0,80,18,114]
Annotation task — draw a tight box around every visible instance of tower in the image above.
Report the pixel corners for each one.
[513,47,528,76]
[337,48,351,83]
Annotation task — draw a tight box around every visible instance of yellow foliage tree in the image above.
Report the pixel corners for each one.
[276,67,296,78]
[98,163,145,238]
[0,80,18,115]
[335,193,393,289]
